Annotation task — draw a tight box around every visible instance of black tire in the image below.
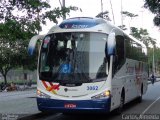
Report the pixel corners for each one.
[137,85,143,103]
[114,92,125,114]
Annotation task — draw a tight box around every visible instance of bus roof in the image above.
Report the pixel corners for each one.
[47,17,116,34]
[46,17,146,50]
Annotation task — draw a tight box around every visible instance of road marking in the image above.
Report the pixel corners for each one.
[141,96,160,115]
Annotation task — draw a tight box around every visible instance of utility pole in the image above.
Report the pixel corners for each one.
[140,10,144,28]
[62,0,66,20]
[101,0,103,14]
[152,46,155,75]
[59,0,66,20]
[110,0,115,24]
[100,0,103,18]
[121,0,123,26]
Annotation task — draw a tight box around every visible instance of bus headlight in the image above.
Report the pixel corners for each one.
[37,89,51,99]
[91,90,111,99]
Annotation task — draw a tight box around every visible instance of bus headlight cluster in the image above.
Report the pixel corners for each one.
[91,90,111,99]
[37,89,51,99]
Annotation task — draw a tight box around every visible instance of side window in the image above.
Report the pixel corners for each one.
[131,41,142,60]
[125,36,132,58]
[114,35,125,71]
[125,35,147,62]
[141,47,148,62]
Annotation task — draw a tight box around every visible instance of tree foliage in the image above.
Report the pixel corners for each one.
[96,11,111,21]
[148,47,160,73]
[118,25,127,30]
[144,0,160,27]
[130,27,160,73]
[0,0,75,32]
[0,0,75,84]
[130,27,156,47]
[121,11,138,32]
[122,11,138,18]
[0,20,37,84]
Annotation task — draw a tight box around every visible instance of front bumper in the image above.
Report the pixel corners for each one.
[37,97,111,113]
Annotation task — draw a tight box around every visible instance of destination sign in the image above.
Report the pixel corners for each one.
[59,17,98,29]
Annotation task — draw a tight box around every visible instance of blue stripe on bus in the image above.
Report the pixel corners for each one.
[59,18,98,29]
[37,97,111,113]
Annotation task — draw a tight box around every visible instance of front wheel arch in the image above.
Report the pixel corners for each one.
[114,87,125,114]
[137,84,143,103]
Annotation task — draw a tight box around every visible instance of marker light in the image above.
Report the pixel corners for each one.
[37,89,41,96]
[37,89,51,99]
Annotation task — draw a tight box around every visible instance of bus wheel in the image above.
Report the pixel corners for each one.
[137,85,143,103]
[115,92,125,114]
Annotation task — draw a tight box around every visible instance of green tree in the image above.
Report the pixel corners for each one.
[144,0,160,27]
[0,0,75,84]
[130,27,156,47]
[148,47,160,73]
[122,11,138,32]
[0,0,75,32]
[0,20,37,84]
[130,27,160,73]
[118,25,127,30]
[96,11,111,21]
[122,11,138,18]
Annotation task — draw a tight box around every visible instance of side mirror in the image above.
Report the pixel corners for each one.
[107,32,116,56]
[28,35,44,56]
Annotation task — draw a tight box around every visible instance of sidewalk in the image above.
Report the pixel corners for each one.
[19,84,37,89]
[0,84,37,93]
[16,84,37,91]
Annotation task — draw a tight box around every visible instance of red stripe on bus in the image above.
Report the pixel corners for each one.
[42,81,48,88]
[49,82,53,86]
[48,84,60,91]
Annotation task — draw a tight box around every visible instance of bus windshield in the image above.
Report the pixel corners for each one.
[39,32,108,84]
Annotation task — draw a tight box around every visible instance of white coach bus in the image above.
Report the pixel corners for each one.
[28,17,148,113]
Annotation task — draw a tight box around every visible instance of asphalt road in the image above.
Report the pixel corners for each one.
[1,80,160,120]
[0,89,38,114]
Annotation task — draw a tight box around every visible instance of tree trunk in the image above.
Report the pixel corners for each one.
[3,74,7,85]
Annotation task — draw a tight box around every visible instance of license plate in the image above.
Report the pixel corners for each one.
[64,103,76,108]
